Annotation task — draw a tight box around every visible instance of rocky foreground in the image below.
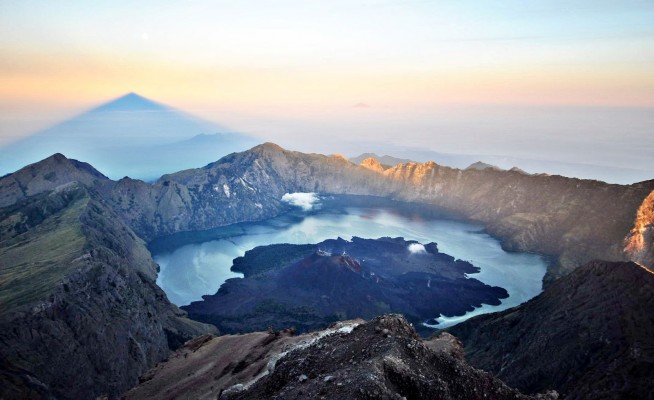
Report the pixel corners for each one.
[129,260,654,400]
[127,315,557,400]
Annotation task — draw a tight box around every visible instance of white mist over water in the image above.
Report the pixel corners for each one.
[155,198,546,328]
[281,192,320,211]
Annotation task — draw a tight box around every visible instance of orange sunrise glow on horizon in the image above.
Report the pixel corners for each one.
[1,0,653,180]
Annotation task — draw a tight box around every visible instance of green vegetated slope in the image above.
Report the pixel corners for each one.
[0,188,87,312]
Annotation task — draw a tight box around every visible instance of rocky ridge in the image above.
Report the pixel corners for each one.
[360,157,387,173]
[448,260,654,400]
[0,161,215,399]
[127,315,557,400]
[0,153,107,208]
[380,159,654,282]
[224,314,557,400]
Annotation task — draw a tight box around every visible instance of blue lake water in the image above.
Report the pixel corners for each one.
[154,195,546,328]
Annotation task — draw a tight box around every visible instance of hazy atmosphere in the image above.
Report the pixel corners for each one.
[1,1,653,181]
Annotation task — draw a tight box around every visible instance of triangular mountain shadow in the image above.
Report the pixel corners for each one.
[0,93,259,181]
[91,92,168,113]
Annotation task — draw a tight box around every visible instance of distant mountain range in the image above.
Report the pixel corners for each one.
[0,93,258,181]
[349,149,652,184]
[349,153,415,168]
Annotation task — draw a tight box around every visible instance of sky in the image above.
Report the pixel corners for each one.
[1,0,653,173]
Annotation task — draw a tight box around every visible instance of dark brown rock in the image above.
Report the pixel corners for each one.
[222,314,556,400]
[448,260,654,400]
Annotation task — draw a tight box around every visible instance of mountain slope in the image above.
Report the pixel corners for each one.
[97,143,390,242]
[465,161,503,171]
[0,159,215,399]
[381,161,654,282]
[349,153,414,167]
[448,260,654,400]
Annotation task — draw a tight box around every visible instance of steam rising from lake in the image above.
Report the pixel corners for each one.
[408,243,427,254]
[281,192,320,211]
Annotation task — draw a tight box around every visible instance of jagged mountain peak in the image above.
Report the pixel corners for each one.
[466,161,503,171]
[253,142,286,152]
[360,156,385,173]
[0,153,107,208]
[350,153,416,167]
[24,152,106,178]
[222,314,553,399]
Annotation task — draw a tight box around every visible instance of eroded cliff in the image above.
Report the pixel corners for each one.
[625,189,654,268]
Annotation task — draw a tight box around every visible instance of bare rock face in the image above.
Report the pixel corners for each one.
[423,332,465,360]
[222,314,556,400]
[448,260,654,400]
[625,189,654,269]
[126,316,556,400]
[360,157,385,173]
[96,143,390,242]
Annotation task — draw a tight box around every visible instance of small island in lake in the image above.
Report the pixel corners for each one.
[182,237,508,335]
